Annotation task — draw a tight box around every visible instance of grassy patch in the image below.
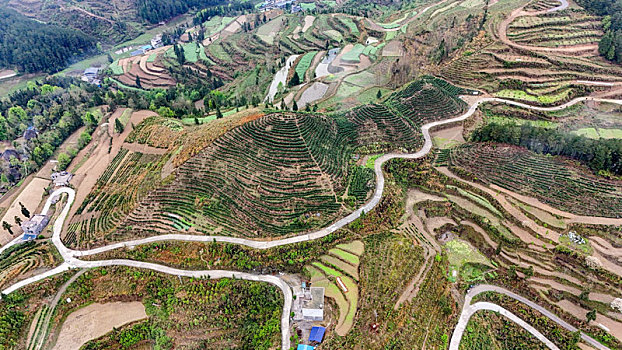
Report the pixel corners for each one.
[338,16,359,35]
[321,255,358,280]
[342,43,366,63]
[181,115,217,125]
[447,185,503,217]
[336,241,364,255]
[295,51,317,80]
[488,116,558,129]
[445,238,490,282]
[109,61,124,75]
[301,2,316,10]
[312,261,342,277]
[329,248,360,265]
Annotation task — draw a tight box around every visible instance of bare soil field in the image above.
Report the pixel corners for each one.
[65,109,156,236]
[431,125,465,149]
[52,301,147,350]
[0,69,16,80]
[0,177,50,244]
[297,82,329,108]
[302,15,315,32]
[382,40,404,57]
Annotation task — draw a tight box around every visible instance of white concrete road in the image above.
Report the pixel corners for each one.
[452,301,560,350]
[449,285,610,350]
[2,95,621,350]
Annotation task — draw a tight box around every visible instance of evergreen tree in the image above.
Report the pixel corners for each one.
[586,309,597,323]
[19,202,29,218]
[114,118,125,133]
[2,221,12,235]
[288,71,300,87]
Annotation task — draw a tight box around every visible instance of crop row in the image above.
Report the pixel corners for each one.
[448,143,622,218]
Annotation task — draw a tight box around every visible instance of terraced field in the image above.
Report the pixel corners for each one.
[66,150,166,247]
[306,240,364,336]
[384,76,472,124]
[448,143,622,218]
[111,47,176,89]
[111,77,469,238]
[0,242,60,289]
[507,12,602,49]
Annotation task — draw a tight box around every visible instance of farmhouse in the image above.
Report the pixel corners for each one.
[309,326,325,343]
[131,49,145,57]
[292,284,325,321]
[151,34,163,48]
[51,171,73,187]
[1,149,20,162]
[302,286,325,321]
[82,67,101,85]
[21,214,50,236]
[23,126,38,141]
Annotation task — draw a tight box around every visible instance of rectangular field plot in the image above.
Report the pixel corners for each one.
[329,248,360,265]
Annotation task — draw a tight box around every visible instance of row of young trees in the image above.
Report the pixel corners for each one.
[136,0,227,24]
[192,1,254,26]
[471,121,622,176]
[0,7,96,73]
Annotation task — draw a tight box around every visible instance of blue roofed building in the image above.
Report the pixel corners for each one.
[297,345,315,350]
[309,326,325,343]
[22,233,38,241]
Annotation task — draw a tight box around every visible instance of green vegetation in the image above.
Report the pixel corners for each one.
[295,51,317,80]
[460,311,549,350]
[471,121,622,176]
[338,16,359,35]
[445,239,490,282]
[119,77,470,238]
[447,185,502,217]
[448,143,622,218]
[576,0,622,63]
[0,8,95,73]
[64,267,283,349]
[342,44,366,63]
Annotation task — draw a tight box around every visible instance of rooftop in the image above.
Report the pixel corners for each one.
[302,287,324,310]
[309,326,325,343]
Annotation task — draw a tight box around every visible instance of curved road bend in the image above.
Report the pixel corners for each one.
[31,269,87,350]
[2,96,622,349]
[450,285,610,350]
[452,301,560,350]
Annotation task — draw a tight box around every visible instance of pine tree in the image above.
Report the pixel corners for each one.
[2,221,12,235]
[288,71,300,87]
[292,100,298,111]
[114,118,124,134]
[19,202,29,218]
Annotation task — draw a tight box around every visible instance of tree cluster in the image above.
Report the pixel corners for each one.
[0,7,96,73]
[0,76,102,187]
[192,1,254,26]
[471,121,622,176]
[576,0,622,63]
[137,0,229,24]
